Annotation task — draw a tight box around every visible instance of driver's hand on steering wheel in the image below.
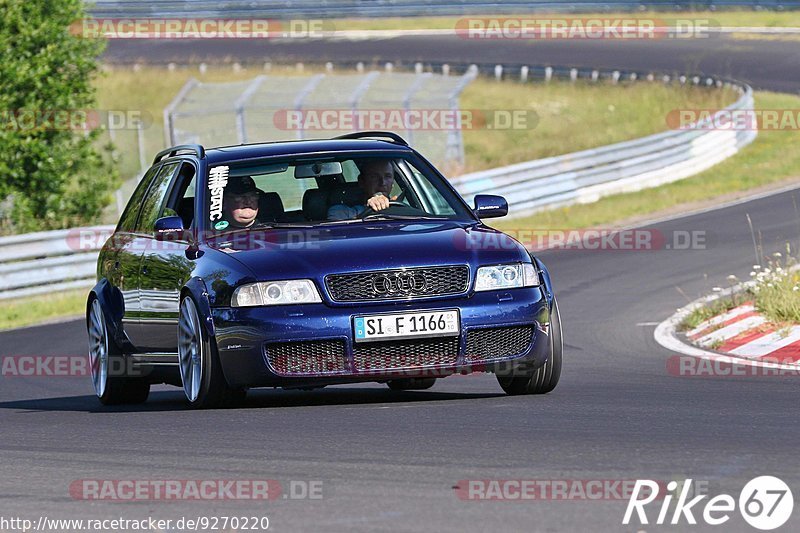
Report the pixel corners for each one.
[367,192,391,211]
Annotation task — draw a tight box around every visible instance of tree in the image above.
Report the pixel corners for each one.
[0,0,116,233]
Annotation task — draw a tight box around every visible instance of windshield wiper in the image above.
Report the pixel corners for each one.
[360,213,446,221]
[253,221,314,229]
[214,221,313,236]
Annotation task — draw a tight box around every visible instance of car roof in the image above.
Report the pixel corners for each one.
[204,138,414,165]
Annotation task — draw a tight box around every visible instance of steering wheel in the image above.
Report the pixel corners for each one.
[360,200,425,219]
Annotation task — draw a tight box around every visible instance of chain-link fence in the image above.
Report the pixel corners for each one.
[164,68,477,172]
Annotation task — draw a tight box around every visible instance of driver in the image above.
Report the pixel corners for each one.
[223,176,260,229]
[327,159,397,221]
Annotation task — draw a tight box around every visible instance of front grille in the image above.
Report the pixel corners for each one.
[465,327,534,362]
[353,337,459,371]
[266,340,347,375]
[326,266,469,302]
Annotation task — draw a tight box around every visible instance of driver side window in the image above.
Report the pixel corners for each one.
[134,162,179,234]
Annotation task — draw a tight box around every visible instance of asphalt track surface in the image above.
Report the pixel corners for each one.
[2,35,800,532]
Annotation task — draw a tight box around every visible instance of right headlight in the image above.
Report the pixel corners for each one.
[232,279,322,307]
[475,263,539,292]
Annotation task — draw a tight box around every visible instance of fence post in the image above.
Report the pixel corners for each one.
[163,78,198,147]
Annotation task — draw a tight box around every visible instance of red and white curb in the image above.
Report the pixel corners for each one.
[654,283,800,373]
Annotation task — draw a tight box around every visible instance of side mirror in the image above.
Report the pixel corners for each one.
[473,194,508,219]
[154,216,188,241]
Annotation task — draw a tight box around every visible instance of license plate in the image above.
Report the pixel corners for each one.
[353,310,460,343]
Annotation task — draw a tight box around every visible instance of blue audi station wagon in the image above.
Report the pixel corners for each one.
[87,132,562,408]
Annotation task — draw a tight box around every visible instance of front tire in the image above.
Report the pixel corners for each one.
[87,298,150,405]
[178,295,245,408]
[497,297,562,395]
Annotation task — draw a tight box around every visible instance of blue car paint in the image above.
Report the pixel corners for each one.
[90,138,556,388]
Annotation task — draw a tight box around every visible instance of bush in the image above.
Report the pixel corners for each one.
[0,0,116,233]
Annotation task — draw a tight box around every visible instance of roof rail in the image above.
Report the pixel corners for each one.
[334,131,409,146]
[152,144,206,165]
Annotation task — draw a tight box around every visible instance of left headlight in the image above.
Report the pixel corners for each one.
[475,263,539,292]
[232,279,322,307]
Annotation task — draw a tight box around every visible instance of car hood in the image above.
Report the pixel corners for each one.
[206,221,530,280]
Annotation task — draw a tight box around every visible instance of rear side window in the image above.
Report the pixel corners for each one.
[116,165,159,233]
[134,162,180,233]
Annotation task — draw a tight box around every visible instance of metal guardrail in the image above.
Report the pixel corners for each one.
[0,63,756,300]
[0,226,114,300]
[88,1,800,18]
[450,75,756,218]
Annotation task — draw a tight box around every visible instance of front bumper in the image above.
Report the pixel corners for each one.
[212,287,551,388]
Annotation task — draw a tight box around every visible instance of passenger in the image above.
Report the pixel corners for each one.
[223,176,260,229]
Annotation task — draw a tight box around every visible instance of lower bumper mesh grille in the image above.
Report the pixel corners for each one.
[353,337,459,371]
[266,340,347,375]
[465,326,534,362]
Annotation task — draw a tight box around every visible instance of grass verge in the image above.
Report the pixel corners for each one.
[0,289,88,331]
[495,91,800,232]
[749,255,800,324]
[93,66,736,179]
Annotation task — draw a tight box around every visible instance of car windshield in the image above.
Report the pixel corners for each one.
[204,154,473,232]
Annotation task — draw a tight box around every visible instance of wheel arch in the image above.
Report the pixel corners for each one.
[87,278,125,345]
[181,276,215,338]
[531,255,555,307]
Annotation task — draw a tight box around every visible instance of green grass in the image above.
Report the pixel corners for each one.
[680,298,740,331]
[93,66,736,180]
[748,255,800,324]
[330,11,800,32]
[495,91,800,232]
[460,78,735,172]
[0,289,88,331]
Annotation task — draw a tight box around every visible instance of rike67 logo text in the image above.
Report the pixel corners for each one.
[623,477,793,530]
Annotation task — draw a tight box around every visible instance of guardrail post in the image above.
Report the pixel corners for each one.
[544,67,553,82]
[494,64,503,81]
[520,66,529,82]
[570,68,578,82]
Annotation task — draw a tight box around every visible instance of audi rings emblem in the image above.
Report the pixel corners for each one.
[372,271,428,295]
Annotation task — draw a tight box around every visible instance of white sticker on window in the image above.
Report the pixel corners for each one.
[208,166,229,221]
